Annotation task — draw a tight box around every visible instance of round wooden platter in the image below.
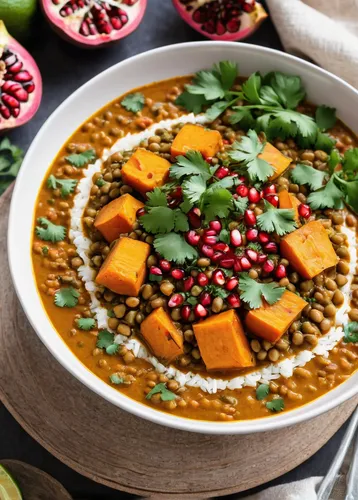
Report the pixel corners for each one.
[1,186,357,499]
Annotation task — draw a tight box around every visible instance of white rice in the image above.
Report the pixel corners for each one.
[69,115,357,394]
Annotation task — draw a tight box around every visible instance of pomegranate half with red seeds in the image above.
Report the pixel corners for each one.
[41,0,147,48]
[0,21,42,131]
[172,0,267,41]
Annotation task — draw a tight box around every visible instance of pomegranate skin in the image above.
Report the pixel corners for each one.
[41,0,147,48]
[172,0,267,42]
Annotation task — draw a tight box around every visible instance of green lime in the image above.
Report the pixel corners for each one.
[0,0,37,39]
[0,465,23,500]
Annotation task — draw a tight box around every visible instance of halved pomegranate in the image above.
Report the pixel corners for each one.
[0,21,42,131]
[172,0,267,41]
[41,0,147,48]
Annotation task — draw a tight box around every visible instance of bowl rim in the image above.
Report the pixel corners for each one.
[8,40,358,435]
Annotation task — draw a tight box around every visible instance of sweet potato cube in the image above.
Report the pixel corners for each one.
[280,221,338,279]
[278,190,301,224]
[94,194,144,243]
[258,142,292,180]
[246,291,307,343]
[95,237,150,296]
[140,307,183,363]
[193,310,255,371]
[121,148,171,195]
[171,124,222,159]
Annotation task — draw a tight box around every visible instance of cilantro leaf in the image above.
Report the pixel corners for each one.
[170,151,212,181]
[214,60,238,90]
[182,175,207,204]
[175,92,207,114]
[35,217,66,242]
[239,273,285,309]
[0,137,23,195]
[290,164,327,191]
[205,284,229,299]
[66,149,96,168]
[96,330,114,349]
[110,374,124,385]
[263,110,317,142]
[121,92,145,113]
[146,383,176,401]
[186,70,226,101]
[76,318,96,331]
[315,132,335,153]
[266,72,305,109]
[257,200,297,235]
[343,322,358,343]
[186,296,198,306]
[266,398,285,412]
[141,207,177,234]
[328,149,342,173]
[42,246,49,255]
[47,175,78,197]
[173,209,189,232]
[229,106,256,129]
[219,228,230,244]
[228,130,274,182]
[146,187,168,207]
[342,148,358,173]
[201,187,233,222]
[106,343,119,355]
[315,105,337,131]
[154,233,198,264]
[206,100,231,122]
[233,196,249,215]
[256,383,270,401]
[242,72,261,104]
[54,287,80,308]
[307,176,344,210]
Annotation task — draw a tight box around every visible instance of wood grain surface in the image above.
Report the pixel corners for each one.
[0,185,357,499]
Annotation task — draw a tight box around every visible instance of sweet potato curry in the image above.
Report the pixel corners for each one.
[32,62,358,422]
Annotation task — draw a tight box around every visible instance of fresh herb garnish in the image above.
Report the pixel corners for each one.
[205,284,229,299]
[315,105,337,131]
[266,397,285,412]
[96,178,107,187]
[96,330,119,355]
[76,318,96,331]
[110,374,125,385]
[121,92,145,113]
[153,233,198,264]
[47,175,78,197]
[290,164,327,191]
[66,149,96,168]
[170,150,213,181]
[140,188,189,234]
[42,246,49,255]
[343,322,358,343]
[54,287,80,308]
[0,137,23,195]
[146,383,176,401]
[307,176,345,210]
[35,217,66,242]
[256,383,270,401]
[257,200,297,235]
[239,273,285,309]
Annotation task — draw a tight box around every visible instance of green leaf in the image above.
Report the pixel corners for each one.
[205,284,229,299]
[47,175,78,197]
[242,72,262,104]
[219,228,230,244]
[66,149,96,168]
[96,330,115,349]
[141,207,177,234]
[307,176,344,210]
[96,178,106,187]
[110,374,124,385]
[180,196,193,213]
[154,233,198,264]
[215,60,238,90]
[206,101,231,122]
[35,217,66,243]
[0,137,23,195]
[201,187,233,222]
[229,106,256,129]
[146,187,168,207]
[343,322,358,343]
[266,398,285,412]
[264,110,317,142]
[54,287,80,308]
[267,72,305,109]
[186,70,226,101]
[228,130,274,182]
[76,318,96,331]
[256,383,270,401]
[186,296,198,306]
[315,105,337,131]
[182,175,207,204]
[290,164,327,191]
[146,383,176,401]
[42,246,49,256]
[328,149,342,173]
[239,273,285,309]
[257,200,297,236]
[149,272,162,282]
[107,309,115,318]
[315,132,335,153]
[170,151,212,181]
[342,179,358,214]
[121,92,145,113]
[173,210,189,232]
[175,92,207,113]
[343,148,358,173]
[106,343,119,355]
[233,196,249,215]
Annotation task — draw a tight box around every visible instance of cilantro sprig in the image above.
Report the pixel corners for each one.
[146,383,176,401]
[54,287,79,308]
[66,149,96,168]
[47,175,78,198]
[266,397,285,412]
[96,330,119,355]
[121,92,145,113]
[0,137,23,195]
[343,322,358,343]
[76,318,96,331]
[257,200,297,236]
[290,164,327,191]
[239,273,285,309]
[35,217,66,243]
[153,233,198,264]
[256,383,270,401]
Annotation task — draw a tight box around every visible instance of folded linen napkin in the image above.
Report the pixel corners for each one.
[266,0,358,88]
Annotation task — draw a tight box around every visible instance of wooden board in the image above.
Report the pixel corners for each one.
[0,185,357,499]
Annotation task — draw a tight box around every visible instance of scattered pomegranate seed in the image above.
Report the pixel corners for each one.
[238,175,246,182]
[197,272,209,287]
[263,260,275,273]
[168,198,180,209]
[209,220,222,232]
[222,139,230,145]
[212,251,224,263]
[149,266,162,277]
[220,257,235,269]
[226,277,238,291]
[206,156,213,164]
[240,256,252,270]
[181,305,191,321]
[159,259,171,272]
[215,166,230,179]
[186,230,200,246]
[214,242,230,253]
[248,187,261,203]
[275,264,287,279]
[298,203,312,219]
[265,194,279,207]
[170,186,182,199]
[194,303,208,318]
[203,234,217,245]
[258,231,270,244]
[263,184,277,196]
[168,293,184,308]
[171,268,184,280]
[234,257,242,272]
[183,276,194,292]
[201,244,214,258]
[244,209,257,226]
[227,293,241,308]
[136,207,146,217]
[204,229,216,236]
[246,228,258,242]
[264,242,278,254]
[246,249,258,262]
[188,208,201,228]
[212,269,226,285]
[230,229,242,247]
[257,253,268,264]
[236,184,249,197]
[200,292,212,306]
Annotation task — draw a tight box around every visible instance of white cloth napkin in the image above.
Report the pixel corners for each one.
[266,0,358,88]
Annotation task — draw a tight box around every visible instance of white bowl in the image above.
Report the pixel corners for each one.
[8,42,358,434]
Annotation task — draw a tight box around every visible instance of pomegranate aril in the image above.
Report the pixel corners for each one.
[13,71,32,83]
[183,276,194,292]
[7,61,23,73]
[246,249,258,262]
[264,242,278,254]
[246,228,258,242]
[171,268,185,280]
[168,293,184,308]
[11,107,20,118]
[214,242,229,253]
[257,253,268,264]
[215,166,230,179]
[0,106,11,119]
[263,184,277,196]
[23,81,35,94]
[234,257,242,272]
[159,259,171,272]
[136,207,146,218]
[200,292,212,306]
[111,17,123,29]
[258,231,270,244]
[194,303,208,318]
[4,54,17,67]
[265,194,279,207]
[236,184,249,197]
[149,266,162,281]
[275,264,287,279]
[2,94,19,109]
[298,203,312,219]
[230,229,242,247]
[244,209,257,226]
[227,293,241,308]
[203,234,217,245]
[201,244,214,258]
[212,269,225,286]
[212,251,224,263]
[226,277,238,291]
[181,305,191,321]
[209,220,222,232]
[186,230,200,246]
[188,208,201,228]
[248,187,261,203]
[263,260,275,273]
[220,257,235,269]
[197,272,209,287]
[239,256,252,270]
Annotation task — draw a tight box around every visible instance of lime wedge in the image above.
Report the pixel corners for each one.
[0,465,22,500]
